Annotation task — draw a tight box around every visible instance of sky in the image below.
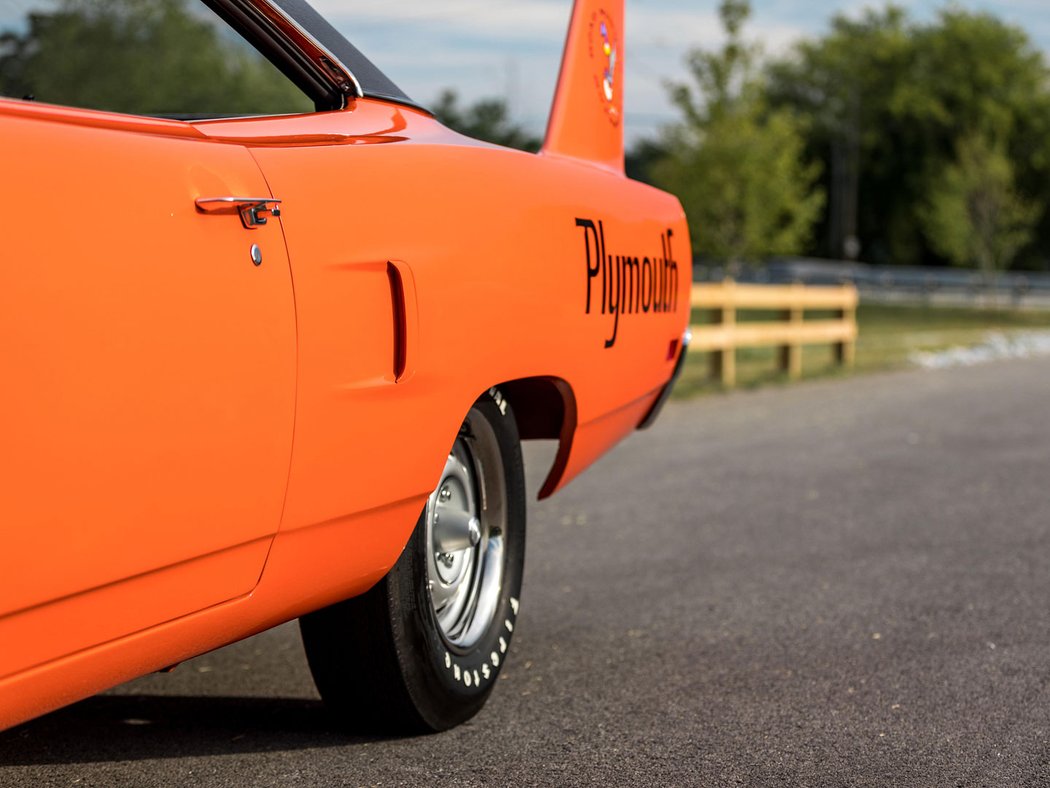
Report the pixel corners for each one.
[311,0,1050,145]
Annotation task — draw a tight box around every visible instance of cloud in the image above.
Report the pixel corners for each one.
[311,0,571,41]
[313,0,1048,144]
[335,3,807,140]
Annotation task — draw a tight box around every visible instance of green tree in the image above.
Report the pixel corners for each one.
[921,133,1039,283]
[0,0,311,116]
[765,5,1050,268]
[766,6,918,262]
[625,137,670,184]
[432,89,540,152]
[652,0,824,264]
[907,9,1050,270]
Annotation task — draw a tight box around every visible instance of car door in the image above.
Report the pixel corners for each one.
[0,93,297,675]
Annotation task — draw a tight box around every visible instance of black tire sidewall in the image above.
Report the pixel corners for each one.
[389,390,526,730]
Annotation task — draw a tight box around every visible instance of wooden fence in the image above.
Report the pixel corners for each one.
[689,280,858,387]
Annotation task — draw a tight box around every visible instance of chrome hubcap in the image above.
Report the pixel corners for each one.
[426,413,506,649]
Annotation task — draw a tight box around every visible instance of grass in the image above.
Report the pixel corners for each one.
[672,303,1050,398]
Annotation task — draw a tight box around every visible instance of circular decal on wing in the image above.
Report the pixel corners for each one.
[588,10,621,126]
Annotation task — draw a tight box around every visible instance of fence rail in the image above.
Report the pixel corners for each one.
[689,280,858,386]
[694,258,1050,308]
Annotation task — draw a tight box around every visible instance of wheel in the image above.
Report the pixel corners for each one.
[299,388,526,733]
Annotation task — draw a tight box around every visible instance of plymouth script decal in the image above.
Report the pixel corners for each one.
[576,218,679,348]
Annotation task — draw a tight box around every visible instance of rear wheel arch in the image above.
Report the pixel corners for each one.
[496,376,577,500]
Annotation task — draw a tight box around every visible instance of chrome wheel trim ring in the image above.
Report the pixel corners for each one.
[425,409,507,649]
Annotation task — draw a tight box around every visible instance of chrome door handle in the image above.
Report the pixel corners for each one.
[195,197,282,229]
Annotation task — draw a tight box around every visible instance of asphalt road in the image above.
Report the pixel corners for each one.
[3,356,1050,786]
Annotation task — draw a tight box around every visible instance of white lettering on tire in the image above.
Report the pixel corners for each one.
[439,587,522,688]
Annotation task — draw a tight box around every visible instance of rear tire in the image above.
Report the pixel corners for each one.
[299,389,526,733]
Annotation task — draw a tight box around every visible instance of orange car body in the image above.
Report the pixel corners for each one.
[0,0,689,729]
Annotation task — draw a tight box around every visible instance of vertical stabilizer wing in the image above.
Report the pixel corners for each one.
[542,0,625,174]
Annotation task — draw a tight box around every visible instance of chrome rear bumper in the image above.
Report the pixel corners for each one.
[637,328,691,430]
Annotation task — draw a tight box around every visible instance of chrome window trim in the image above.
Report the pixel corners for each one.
[254,0,363,100]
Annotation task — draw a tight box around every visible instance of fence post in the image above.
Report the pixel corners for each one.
[834,284,857,368]
[709,279,737,386]
[778,281,803,379]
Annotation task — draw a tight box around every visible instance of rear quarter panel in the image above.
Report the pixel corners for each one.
[215,100,689,528]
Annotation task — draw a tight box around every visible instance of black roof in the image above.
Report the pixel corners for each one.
[271,0,429,113]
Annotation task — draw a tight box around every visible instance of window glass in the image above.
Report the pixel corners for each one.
[0,0,313,117]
